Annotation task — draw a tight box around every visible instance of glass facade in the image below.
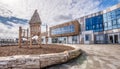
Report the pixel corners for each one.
[52,36,79,44]
[72,36,78,44]
[85,8,120,32]
[52,37,67,43]
[85,15,104,32]
[103,8,120,30]
[51,24,75,35]
[95,35,105,44]
[52,38,58,43]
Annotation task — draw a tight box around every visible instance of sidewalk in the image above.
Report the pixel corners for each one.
[46,44,120,69]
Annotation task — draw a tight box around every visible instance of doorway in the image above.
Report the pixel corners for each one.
[109,35,113,43]
[114,35,118,43]
[108,34,119,44]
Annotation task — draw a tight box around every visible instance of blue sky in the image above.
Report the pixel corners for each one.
[0,0,120,38]
[99,0,119,11]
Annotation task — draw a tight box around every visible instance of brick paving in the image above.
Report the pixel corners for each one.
[45,44,120,69]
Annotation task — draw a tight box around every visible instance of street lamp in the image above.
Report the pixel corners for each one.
[42,24,48,44]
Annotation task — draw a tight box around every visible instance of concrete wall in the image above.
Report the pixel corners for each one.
[67,36,72,44]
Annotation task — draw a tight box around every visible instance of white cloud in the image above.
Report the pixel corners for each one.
[0,0,101,27]
[0,22,28,39]
[0,0,103,38]
[0,21,46,39]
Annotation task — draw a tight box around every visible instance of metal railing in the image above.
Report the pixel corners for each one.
[0,39,18,46]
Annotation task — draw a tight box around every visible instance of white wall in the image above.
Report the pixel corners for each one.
[82,31,94,44]
[77,35,80,44]
[68,36,72,44]
[48,37,52,44]
[67,35,80,44]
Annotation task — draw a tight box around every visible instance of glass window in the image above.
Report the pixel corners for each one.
[108,21,112,27]
[96,35,100,41]
[72,36,77,42]
[85,14,103,32]
[117,18,120,24]
[100,35,104,40]
[60,28,62,34]
[106,19,116,29]
[93,25,95,29]
[88,26,92,30]
[116,8,120,15]
[117,18,120,28]
[86,18,92,25]
[68,26,70,33]
[70,25,75,32]
[85,34,90,41]
[103,13,107,18]
[103,17,107,22]
[104,23,108,27]
[96,35,104,41]
[112,25,117,29]
[98,15,103,23]
[111,11,116,20]
[107,12,112,21]
[108,26,112,30]
[100,24,103,28]
[106,20,112,30]
[112,20,117,25]
[104,27,108,30]
[116,8,120,18]
[51,24,75,35]
[86,26,88,30]
[96,24,99,29]
[106,11,116,21]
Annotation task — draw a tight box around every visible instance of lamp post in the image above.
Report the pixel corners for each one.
[42,24,48,44]
[46,24,48,44]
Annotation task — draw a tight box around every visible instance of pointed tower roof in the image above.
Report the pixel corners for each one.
[29,10,41,24]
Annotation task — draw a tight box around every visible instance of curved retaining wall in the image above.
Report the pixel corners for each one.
[0,44,81,69]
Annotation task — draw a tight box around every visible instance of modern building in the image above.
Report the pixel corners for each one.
[79,3,120,44]
[49,20,80,44]
[42,3,120,44]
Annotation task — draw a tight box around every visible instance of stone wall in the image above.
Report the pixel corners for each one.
[0,44,81,69]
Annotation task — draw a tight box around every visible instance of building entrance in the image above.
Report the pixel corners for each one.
[108,34,119,44]
[109,35,113,43]
[114,35,118,43]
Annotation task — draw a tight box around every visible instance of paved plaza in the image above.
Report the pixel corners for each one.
[46,44,120,69]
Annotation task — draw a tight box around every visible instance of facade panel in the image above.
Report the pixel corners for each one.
[103,8,120,31]
[50,20,80,37]
[85,15,104,32]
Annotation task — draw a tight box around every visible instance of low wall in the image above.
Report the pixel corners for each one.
[0,44,81,69]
